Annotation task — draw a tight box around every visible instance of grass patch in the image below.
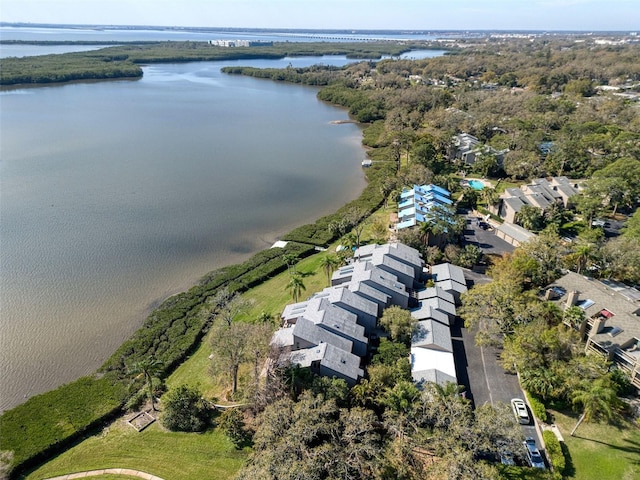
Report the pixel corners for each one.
[23,419,248,480]
[165,333,218,399]
[549,409,640,480]
[240,247,339,323]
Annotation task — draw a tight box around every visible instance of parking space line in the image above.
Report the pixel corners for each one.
[480,344,494,405]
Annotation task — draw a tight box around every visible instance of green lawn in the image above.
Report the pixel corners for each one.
[165,329,219,399]
[23,420,248,480]
[549,410,640,480]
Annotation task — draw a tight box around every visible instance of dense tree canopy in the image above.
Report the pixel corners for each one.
[161,384,210,432]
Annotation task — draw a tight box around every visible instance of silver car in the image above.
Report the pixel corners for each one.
[524,437,546,469]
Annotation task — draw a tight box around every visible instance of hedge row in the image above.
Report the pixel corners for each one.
[525,391,548,423]
[542,430,566,474]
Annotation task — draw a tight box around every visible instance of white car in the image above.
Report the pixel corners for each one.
[511,398,530,425]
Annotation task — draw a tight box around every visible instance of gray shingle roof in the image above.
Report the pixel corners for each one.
[554,183,579,199]
[431,263,466,287]
[416,286,456,305]
[434,278,468,296]
[412,368,458,387]
[420,295,457,317]
[270,327,294,348]
[526,183,560,202]
[503,196,527,213]
[523,192,553,209]
[346,282,390,306]
[548,272,640,353]
[289,342,364,383]
[410,303,451,326]
[304,300,367,346]
[293,317,353,353]
[505,188,525,198]
[354,242,423,273]
[412,319,453,352]
[335,262,409,302]
[312,286,378,319]
[368,253,415,285]
[495,223,536,244]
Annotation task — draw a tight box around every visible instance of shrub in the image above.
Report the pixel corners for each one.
[525,391,548,423]
[162,384,210,432]
[543,430,566,474]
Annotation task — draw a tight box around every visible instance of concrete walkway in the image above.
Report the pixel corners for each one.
[45,469,165,480]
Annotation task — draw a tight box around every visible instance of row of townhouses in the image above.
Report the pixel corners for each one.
[489,176,582,246]
[495,176,581,224]
[270,242,468,389]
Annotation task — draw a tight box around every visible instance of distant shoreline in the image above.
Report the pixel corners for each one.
[2,22,634,35]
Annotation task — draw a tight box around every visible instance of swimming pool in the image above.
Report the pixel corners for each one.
[468,179,485,190]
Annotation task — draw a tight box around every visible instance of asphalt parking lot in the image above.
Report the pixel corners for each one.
[452,269,545,463]
[463,214,515,256]
[602,218,625,237]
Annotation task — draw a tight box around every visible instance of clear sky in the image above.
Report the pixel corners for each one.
[1,0,638,31]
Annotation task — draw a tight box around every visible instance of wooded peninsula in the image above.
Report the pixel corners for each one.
[0,40,424,86]
[2,34,640,480]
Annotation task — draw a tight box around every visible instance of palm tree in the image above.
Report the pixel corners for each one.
[319,254,340,286]
[480,187,500,208]
[516,205,543,231]
[256,310,274,325]
[340,232,357,252]
[570,377,619,436]
[282,253,299,274]
[286,273,306,303]
[569,242,595,274]
[129,358,163,411]
[521,367,560,401]
[419,220,438,248]
[563,305,585,330]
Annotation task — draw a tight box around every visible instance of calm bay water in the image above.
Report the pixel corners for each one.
[0,27,445,411]
[0,58,371,411]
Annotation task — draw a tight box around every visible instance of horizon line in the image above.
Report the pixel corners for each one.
[1,22,636,34]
